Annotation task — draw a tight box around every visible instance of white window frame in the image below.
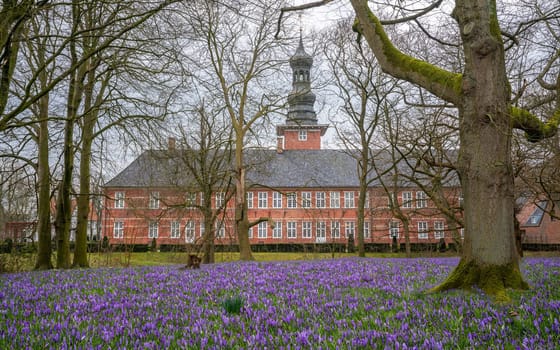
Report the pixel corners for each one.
[248,227,253,239]
[258,192,268,208]
[273,221,282,239]
[364,221,370,239]
[199,192,205,207]
[331,221,340,239]
[287,193,297,208]
[298,129,307,141]
[416,191,427,209]
[389,221,399,239]
[302,192,312,208]
[345,221,355,238]
[185,220,195,243]
[316,221,326,242]
[330,192,340,208]
[148,221,159,238]
[186,192,197,207]
[171,221,181,239]
[215,222,225,238]
[199,222,205,238]
[114,192,125,209]
[364,191,370,209]
[113,221,124,238]
[434,221,445,239]
[418,221,429,239]
[302,221,312,238]
[246,192,254,209]
[215,192,225,208]
[344,191,355,208]
[316,192,326,208]
[258,221,267,239]
[273,191,282,208]
[402,192,413,208]
[149,192,160,209]
[287,221,297,239]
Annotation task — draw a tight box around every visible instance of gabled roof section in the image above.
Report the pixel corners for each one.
[104,148,460,190]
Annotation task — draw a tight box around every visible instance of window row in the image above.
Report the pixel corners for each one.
[112,190,431,210]
[112,219,447,240]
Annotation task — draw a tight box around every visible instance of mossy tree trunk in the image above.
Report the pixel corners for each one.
[350,0,559,298]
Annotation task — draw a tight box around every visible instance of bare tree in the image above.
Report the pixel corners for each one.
[280,0,559,298]
[181,0,290,260]
[323,19,399,256]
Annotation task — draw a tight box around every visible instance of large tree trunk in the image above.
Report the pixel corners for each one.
[235,147,253,260]
[34,93,53,270]
[201,214,215,264]
[72,115,92,268]
[430,0,528,299]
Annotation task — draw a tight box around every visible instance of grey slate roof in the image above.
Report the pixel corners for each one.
[104,148,459,189]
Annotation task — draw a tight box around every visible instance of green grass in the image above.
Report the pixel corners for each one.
[1,250,558,272]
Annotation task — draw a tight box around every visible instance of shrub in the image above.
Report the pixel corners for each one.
[221,295,244,315]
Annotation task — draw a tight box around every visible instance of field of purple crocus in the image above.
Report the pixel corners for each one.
[1,257,559,349]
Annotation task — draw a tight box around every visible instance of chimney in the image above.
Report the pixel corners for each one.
[276,136,284,154]
[168,137,176,150]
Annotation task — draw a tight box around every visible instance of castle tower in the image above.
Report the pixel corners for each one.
[276,34,327,152]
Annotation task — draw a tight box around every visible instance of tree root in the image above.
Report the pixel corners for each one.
[428,258,529,302]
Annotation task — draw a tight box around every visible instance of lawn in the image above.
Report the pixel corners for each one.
[1,257,559,349]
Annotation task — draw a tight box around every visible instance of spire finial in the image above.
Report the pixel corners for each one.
[298,13,303,42]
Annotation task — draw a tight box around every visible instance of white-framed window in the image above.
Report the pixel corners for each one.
[298,129,307,141]
[287,193,297,208]
[345,221,355,238]
[364,221,370,239]
[149,221,159,238]
[200,222,205,238]
[302,192,312,208]
[330,192,340,208]
[149,192,160,209]
[215,222,225,238]
[316,221,326,242]
[287,221,297,239]
[199,192,205,207]
[171,221,181,238]
[248,227,253,239]
[273,192,282,208]
[185,220,195,243]
[215,192,225,208]
[316,192,326,208]
[389,221,399,238]
[302,221,312,238]
[344,191,355,208]
[364,191,370,209]
[416,191,427,208]
[186,192,197,207]
[402,192,413,208]
[331,221,340,239]
[258,192,268,208]
[258,221,267,239]
[114,192,125,209]
[113,221,124,238]
[246,192,254,209]
[418,221,429,239]
[434,221,445,239]
[460,228,464,238]
[273,221,282,239]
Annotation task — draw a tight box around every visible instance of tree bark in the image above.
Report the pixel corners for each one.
[34,90,53,270]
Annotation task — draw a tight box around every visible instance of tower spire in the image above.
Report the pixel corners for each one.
[287,29,316,125]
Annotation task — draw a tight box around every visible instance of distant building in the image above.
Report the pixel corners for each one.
[102,37,463,252]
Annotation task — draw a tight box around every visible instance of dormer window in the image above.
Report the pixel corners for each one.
[298,130,307,141]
